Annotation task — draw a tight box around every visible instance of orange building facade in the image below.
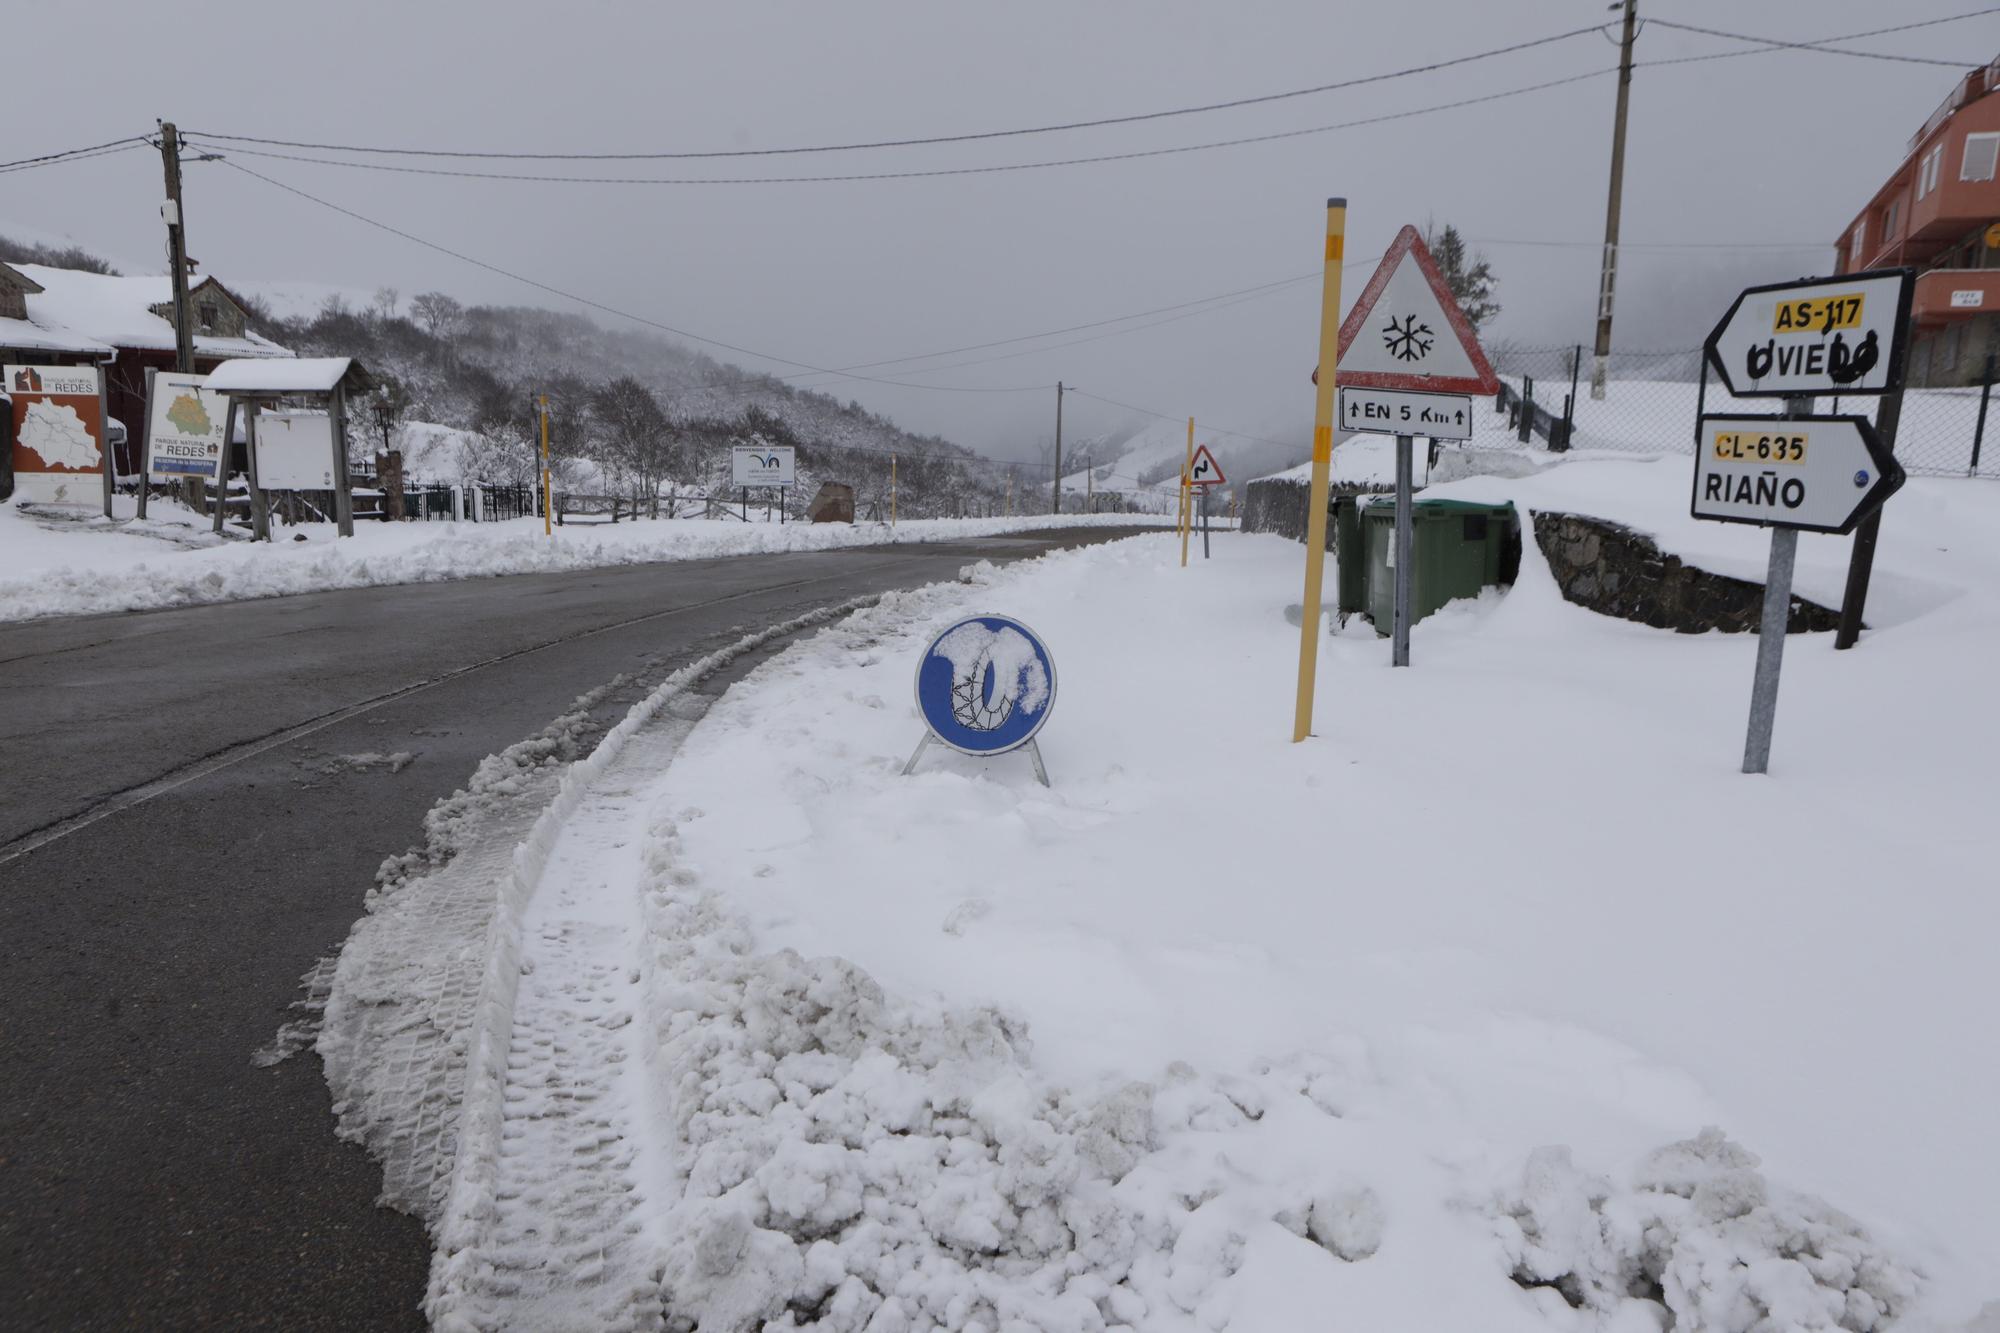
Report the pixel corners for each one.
[1837,57,2000,387]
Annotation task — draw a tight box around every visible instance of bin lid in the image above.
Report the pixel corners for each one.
[1362,497,1516,518]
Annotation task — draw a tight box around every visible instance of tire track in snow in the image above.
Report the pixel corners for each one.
[312,596,882,1331]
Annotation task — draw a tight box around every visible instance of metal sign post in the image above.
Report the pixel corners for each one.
[904,614,1058,787]
[1690,394,1904,773]
[1392,434,1414,667]
[1701,268,1914,653]
[136,366,155,520]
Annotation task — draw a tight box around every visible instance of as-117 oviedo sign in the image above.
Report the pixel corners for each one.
[1703,269,1913,398]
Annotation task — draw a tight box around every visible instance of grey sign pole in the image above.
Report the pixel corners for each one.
[135,367,155,521]
[1741,526,1798,775]
[1392,433,1414,667]
[1740,394,1814,774]
[1201,485,1211,559]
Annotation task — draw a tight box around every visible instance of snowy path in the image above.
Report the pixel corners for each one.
[445,707,706,1331]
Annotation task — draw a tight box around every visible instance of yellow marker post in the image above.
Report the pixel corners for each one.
[1179,417,1195,567]
[539,393,552,537]
[1293,199,1348,742]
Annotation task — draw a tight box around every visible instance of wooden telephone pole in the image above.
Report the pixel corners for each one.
[158,123,203,513]
[1050,381,1065,515]
[1590,0,1639,401]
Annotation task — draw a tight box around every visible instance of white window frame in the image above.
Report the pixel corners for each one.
[1961,132,2000,182]
[1920,145,1945,197]
[1849,220,1866,267]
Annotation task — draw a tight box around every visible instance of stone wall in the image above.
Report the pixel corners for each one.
[1532,510,1841,634]
[1242,476,1388,546]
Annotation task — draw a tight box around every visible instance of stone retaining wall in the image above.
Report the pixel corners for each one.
[1532,511,1841,634]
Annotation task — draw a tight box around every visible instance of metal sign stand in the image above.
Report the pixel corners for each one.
[902,731,1050,787]
[1392,434,1414,667]
[135,366,155,521]
[1740,393,1817,774]
[1201,485,1211,559]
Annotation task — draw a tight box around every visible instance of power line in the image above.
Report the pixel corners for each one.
[1066,388,1295,452]
[183,26,1607,163]
[0,140,148,175]
[0,135,148,171]
[198,153,1049,396]
[182,70,1617,187]
[1645,10,1995,68]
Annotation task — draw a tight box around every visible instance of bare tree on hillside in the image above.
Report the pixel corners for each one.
[411,291,463,339]
[373,287,401,321]
[351,374,416,465]
[592,377,676,517]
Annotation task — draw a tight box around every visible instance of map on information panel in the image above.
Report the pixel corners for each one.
[18,400,101,470]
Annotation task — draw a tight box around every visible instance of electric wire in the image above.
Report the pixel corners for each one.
[1645,11,1995,68]
[181,26,1607,162]
[180,71,1615,187]
[0,140,149,175]
[198,154,1049,395]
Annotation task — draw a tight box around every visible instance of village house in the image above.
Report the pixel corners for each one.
[0,261,290,477]
[1836,55,2000,387]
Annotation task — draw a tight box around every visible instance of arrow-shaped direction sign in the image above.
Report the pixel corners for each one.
[1703,269,1913,398]
[1187,444,1226,486]
[1338,386,1473,441]
[1691,414,1905,535]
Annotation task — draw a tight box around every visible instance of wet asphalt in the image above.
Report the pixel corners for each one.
[0,527,1160,1332]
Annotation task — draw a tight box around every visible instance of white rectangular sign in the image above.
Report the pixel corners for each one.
[731,443,795,487]
[1952,289,1984,308]
[254,411,338,491]
[1704,270,1911,397]
[145,375,228,482]
[1338,386,1473,440]
[1690,414,1903,535]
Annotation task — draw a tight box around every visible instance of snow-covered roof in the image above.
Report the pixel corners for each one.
[7,264,290,360]
[0,314,113,355]
[204,355,367,395]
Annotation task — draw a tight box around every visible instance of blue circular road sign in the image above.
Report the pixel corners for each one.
[913,614,1057,756]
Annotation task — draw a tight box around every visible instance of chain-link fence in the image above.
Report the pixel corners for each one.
[1483,343,2000,479]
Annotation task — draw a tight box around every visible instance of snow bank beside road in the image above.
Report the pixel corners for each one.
[0,499,1169,623]
[647,502,1998,1327]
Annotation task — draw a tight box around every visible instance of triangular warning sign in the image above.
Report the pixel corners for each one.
[1186,444,1225,486]
[1332,225,1499,394]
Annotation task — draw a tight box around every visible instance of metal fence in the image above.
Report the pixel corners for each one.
[1486,343,1999,479]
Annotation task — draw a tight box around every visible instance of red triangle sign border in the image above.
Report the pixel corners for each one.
[1187,444,1225,485]
[1335,224,1500,396]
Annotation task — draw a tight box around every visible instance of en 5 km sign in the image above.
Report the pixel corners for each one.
[1339,386,1473,440]
[1690,413,1904,535]
[1703,269,1913,397]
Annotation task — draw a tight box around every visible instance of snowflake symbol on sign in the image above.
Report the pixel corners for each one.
[1382,314,1434,363]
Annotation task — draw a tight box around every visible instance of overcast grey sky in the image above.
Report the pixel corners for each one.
[6,1,1992,457]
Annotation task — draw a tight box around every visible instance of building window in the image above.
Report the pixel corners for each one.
[1920,145,1944,197]
[1885,198,1901,239]
[198,302,217,330]
[1944,320,1964,372]
[1849,220,1866,267]
[1963,132,2000,182]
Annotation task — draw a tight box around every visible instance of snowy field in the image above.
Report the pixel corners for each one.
[0,497,1172,623]
[319,453,1999,1331]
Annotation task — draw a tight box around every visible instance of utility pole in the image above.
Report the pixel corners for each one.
[1590,0,1639,402]
[159,123,202,510]
[158,124,195,375]
[1051,381,1065,515]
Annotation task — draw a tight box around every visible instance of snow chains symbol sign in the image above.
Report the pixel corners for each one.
[913,614,1057,756]
[1854,470,1870,487]
[1382,313,1434,363]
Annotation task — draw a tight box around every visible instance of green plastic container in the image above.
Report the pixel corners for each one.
[1360,499,1517,633]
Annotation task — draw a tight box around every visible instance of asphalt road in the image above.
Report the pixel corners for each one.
[0,527,1158,1332]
